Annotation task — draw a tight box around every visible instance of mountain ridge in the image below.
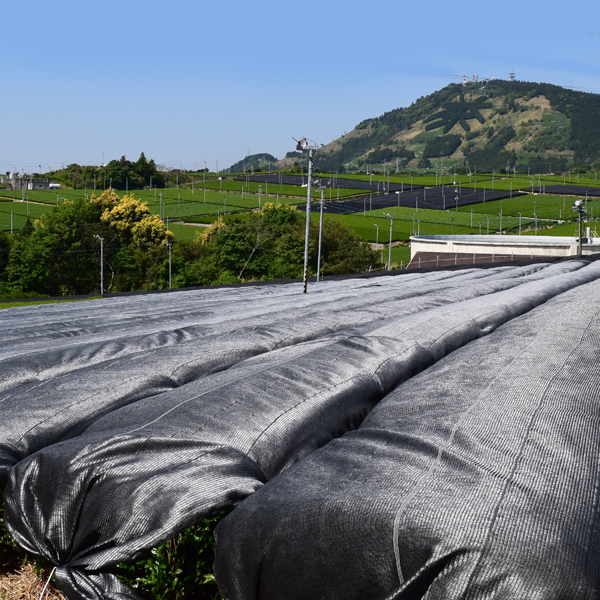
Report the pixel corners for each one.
[273,80,600,174]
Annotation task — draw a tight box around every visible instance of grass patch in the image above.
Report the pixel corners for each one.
[456,194,600,220]
[166,224,205,239]
[0,297,102,310]
[330,206,533,242]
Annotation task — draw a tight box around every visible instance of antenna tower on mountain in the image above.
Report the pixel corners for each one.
[509,71,516,82]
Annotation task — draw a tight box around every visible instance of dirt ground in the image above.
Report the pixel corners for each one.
[0,564,64,600]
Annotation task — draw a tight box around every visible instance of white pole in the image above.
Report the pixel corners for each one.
[303,149,313,294]
[317,189,324,282]
[388,217,393,271]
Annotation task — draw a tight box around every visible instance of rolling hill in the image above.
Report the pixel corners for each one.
[277,80,600,175]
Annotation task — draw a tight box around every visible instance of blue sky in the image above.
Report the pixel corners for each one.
[2,0,599,173]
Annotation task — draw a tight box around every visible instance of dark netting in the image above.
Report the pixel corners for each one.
[235,174,415,193]
[544,185,600,197]
[3,260,600,600]
[1,263,578,483]
[298,188,526,214]
[214,274,600,600]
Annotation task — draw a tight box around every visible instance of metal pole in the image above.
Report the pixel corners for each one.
[100,238,103,295]
[303,149,314,293]
[388,217,393,271]
[317,190,324,282]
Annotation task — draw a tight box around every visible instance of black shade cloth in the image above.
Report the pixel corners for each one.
[3,260,600,600]
[0,263,575,484]
[234,174,414,193]
[298,188,526,214]
[214,273,600,600]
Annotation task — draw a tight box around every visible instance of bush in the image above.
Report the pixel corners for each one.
[423,135,462,159]
[116,511,229,600]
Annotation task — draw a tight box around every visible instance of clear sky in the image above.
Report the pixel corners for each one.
[2,0,599,173]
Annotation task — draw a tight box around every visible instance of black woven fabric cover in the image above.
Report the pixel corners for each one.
[214,274,600,600]
[1,263,582,485]
[2,260,600,600]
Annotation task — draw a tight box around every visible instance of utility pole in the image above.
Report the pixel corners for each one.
[573,199,587,255]
[384,213,393,271]
[293,136,318,293]
[317,189,324,282]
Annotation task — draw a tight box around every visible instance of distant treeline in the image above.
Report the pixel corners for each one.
[0,193,378,298]
[48,154,167,190]
[228,153,278,173]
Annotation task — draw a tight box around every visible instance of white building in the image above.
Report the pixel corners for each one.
[409,234,600,269]
[1,173,58,190]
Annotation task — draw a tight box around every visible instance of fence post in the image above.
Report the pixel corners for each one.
[419,257,421,268]
[437,255,439,267]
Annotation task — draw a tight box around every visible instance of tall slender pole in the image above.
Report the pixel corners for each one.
[303,149,313,294]
[579,208,584,255]
[388,217,393,271]
[317,189,324,282]
[100,238,103,295]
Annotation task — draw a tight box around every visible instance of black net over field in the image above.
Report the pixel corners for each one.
[235,174,417,193]
[544,185,600,197]
[215,272,600,600]
[2,259,600,600]
[297,187,526,214]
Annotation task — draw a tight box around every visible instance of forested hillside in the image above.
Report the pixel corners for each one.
[304,80,600,174]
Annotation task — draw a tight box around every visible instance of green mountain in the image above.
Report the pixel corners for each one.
[229,153,278,173]
[299,80,600,174]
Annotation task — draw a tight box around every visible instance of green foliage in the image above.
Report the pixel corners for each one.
[423,135,462,159]
[319,80,600,173]
[228,153,278,173]
[423,94,491,133]
[174,204,379,285]
[3,191,173,297]
[104,154,165,190]
[116,511,228,600]
[0,490,23,572]
[362,147,415,166]
[0,230,11,280]
[522,124,571,153]
[464,125,517,171]
[48,153,165,190]
[314,84,465,170]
